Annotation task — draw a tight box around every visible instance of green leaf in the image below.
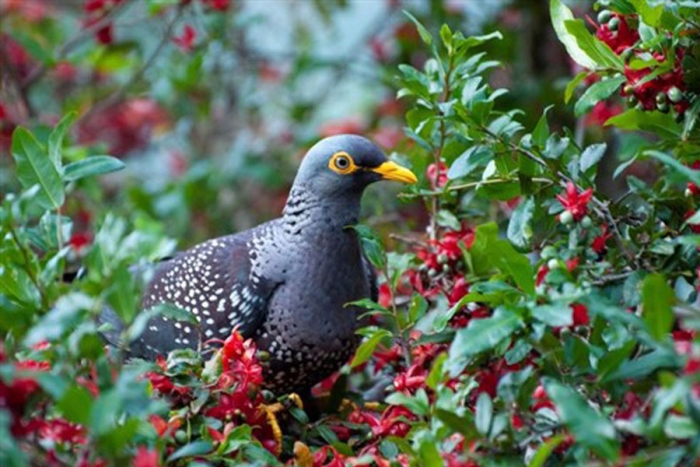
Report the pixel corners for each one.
[646,150,700,187]
[167,441,213,462]
[531,303,573,328]
[350,329,391,368]
[352,225,386,269]
[386,388,430,416]
[564,20,623,69]
[448,306,522,375]
[565,71,589,104]
[532,106,553,147]
[507,197,534,250]
[48,112,76,167]
[447,145,493,179]
[57,385,93,425]
[11,127,65,210]
[468,223,535,295]
[426,352,447,389]
[580,143,607,174]
[641,273,674,342]
[574,76,626,116]
[475,392,493,435]
[629,0,663,26]
[605,109,681,139]
[403,11,432,46]
[550,0,597,69]
[543,379,619,460]
[527,434,566,467]
[64,156,125,182]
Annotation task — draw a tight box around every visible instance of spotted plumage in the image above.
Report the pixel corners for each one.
[103,134,417,393]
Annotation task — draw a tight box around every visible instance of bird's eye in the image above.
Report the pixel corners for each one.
[335,156,350,169]
[329,152,357,174]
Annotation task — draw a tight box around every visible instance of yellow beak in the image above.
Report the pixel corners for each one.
[370,161,418,184]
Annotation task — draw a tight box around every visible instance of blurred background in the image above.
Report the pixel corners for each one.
[0,0,589,247]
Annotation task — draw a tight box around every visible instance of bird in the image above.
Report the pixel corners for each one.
[105,134,417,394]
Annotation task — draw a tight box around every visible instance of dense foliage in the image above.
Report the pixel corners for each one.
[2,0,700,466]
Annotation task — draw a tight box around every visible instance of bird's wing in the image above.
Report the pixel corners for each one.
[125,222,282,359]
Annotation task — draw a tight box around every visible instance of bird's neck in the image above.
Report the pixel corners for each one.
[282,185,362,237]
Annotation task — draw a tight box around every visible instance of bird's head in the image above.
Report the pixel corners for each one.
[293,134,417,198]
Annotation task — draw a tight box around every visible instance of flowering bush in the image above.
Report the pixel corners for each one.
[2,1,700,466]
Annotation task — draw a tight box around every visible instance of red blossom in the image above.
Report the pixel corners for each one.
[585,101,622,127]
[622,49,687,114]
[592,224,612,255]
[535,264,549,287]
[556,182,593,221]
[201,0,231,11]
[685,211,700,234]
[69,232,92,252]
[172,25,196,53]
[148,415,181,437]
[570,303,589,326]
[145,356,191,397]
[532,384,554,411]
[40,418,86,444]
[426,161,448,189]
[594,14,639,54]
[131,447,160,467]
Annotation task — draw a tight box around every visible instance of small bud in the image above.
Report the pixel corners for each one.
[541,246,557,260]
[437,253,449,265]
[655,92,667,104]
[442,263,451,273]
[627,94,638,106]
[428,268,438,278]
[608,16,620,31]
[581,216,592,228]
[657,101,669,113]
[547,259,560,270]
[560,210,574,225]
[668,86,683,103]
[597,9,613,24]
[686,187,695,198]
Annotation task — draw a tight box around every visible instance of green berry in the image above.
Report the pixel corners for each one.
[581,216,593,228]
[627,95,638,106]
[668,86,683,103]
[597,9,613,24]
[657,101,669,113]
[547,259,560,270]
[608,17,620,31]
[560,210,574,225]
[623,84,634,95]
[655,92,667,104]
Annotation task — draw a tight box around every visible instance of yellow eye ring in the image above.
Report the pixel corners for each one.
[328,151,358,175]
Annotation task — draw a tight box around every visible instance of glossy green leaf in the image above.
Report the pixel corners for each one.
[11,127,65,210]
[507,197,534,250]
[574,76,625,116]
[642,273,674,341]
[48,112,76,167]
[475,392,493,435]
[580,143,607,174]
[550,0,597,69]
[544,378,619,460]
[64,156,125,182]
[351,329,391,368]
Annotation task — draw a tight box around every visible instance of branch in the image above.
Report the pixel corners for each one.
[77,5,184,124]
[21,1,130,92]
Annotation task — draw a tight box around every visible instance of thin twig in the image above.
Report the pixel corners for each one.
[478,124,639,268]
[388,233,429,249]
[77,5,184,124]
[21,1,130,92]
[591,270,635,286]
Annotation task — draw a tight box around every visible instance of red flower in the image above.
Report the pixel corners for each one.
[570,303,589,326]
[532,384,554,411]
[556,182,593,221]
[594,14,639,54]
[148,415,181,437]
[592,224,612,255]
[622,49,687,114]
[585,101,622,127]
[69,232,92,252]
[313,445,346,467]
[202,0,231,11]
[131,447,160,467]
[535,264,549,287]
[426,161,448,189]
[685,211,700,234]
[172,25,196,53]
[40,418,86,444]
[145,356,191,397]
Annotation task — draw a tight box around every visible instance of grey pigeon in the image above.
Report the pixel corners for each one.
[117,135,417,394]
